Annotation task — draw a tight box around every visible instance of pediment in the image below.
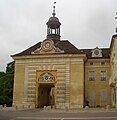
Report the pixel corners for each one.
[91,47,102,57]
[31,39,64,54]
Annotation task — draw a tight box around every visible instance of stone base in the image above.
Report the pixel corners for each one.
[70,104,83,109]
[12,103,35,110]
[56,103,65,109]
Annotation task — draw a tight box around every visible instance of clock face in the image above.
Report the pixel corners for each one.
[42,39,53,52]
[94,50,99,55]
[44,42,51,49]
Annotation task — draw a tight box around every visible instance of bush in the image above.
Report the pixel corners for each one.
[0,96,12,107]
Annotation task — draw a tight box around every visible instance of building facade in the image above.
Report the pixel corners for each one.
[84,48,111,107]
[109,35,117,108]
[12,10,112,109]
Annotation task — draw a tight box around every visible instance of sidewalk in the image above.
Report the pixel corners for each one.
[41,107,117,113]
[1,106,117,113]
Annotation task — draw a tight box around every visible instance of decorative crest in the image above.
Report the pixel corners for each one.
[52,0,56,16]
[31,39,64,54]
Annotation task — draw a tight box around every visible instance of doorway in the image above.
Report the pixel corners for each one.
[38,84,55,108]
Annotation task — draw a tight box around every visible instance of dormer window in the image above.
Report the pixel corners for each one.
[94,50,99,55]
[91,47,102,57]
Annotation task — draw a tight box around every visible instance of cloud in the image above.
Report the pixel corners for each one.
[0,0,117,71]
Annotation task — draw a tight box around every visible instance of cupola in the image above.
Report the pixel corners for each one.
[46,2,61,42]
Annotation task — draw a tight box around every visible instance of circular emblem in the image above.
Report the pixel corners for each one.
[44,42,51,48]
[41,39,53,52]
[94,50,99,55]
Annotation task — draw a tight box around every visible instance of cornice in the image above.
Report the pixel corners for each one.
[12,53,87,61]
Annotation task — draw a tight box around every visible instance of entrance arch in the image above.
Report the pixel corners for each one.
[36,71,56,108]
[38,84,55,107]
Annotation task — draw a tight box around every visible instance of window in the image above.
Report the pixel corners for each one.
[100,90,107,101]
[89,71,95,81]
[113,89,116,103]
[39,72,55,82]
[88,90,96,107]
[90,62,93,65]
[101,61,105,65]
[101,71,106,81]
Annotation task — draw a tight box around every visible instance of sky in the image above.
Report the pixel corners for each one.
[0,0,117,72]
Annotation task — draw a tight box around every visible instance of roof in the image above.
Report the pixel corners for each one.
[11,40,84,57]
[11,39,110,59]
[80,48,110,59]
[48,16,59,22]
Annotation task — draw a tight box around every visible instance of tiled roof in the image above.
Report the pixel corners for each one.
[11,40,84,57]
[79,48,110,59]
[11,39,110,59]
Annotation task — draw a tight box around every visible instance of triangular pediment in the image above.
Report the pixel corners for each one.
[31,39,64,54]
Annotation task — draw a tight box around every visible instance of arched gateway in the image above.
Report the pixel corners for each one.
[36,71,56,108]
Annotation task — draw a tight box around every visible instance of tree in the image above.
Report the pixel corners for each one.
[0,61,14,107]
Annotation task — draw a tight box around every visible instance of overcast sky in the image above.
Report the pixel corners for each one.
[0,0,117,71]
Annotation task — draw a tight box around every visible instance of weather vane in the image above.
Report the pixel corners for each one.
[52,0,56,16]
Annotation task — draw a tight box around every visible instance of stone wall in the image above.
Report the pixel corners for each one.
[12,54,86,109]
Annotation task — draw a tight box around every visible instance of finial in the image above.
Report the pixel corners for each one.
[52,0,56,16]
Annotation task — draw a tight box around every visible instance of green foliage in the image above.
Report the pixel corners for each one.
[0,96,12,107]
[0,72,5,77]
[0,62,14,107]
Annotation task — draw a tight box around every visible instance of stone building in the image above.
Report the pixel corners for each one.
[11,8,111,109]
[109,34,117,108]
[83,48,111,107]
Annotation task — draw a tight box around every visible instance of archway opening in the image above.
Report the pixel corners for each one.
[38,84,55,108]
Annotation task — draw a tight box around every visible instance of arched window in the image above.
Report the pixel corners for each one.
[39,72,55,82]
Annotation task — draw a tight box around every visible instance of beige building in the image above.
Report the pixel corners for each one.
[109,34,117,108]
[84,48,111,107]
[11,9,112,109]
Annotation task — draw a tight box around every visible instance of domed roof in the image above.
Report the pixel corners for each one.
[48,16,59,22]
[47,16,61,29]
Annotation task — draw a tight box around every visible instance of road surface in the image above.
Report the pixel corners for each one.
[0,109,117,120]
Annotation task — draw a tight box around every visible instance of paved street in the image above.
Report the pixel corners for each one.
[0,109,117,120]
[9,117,117,120]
